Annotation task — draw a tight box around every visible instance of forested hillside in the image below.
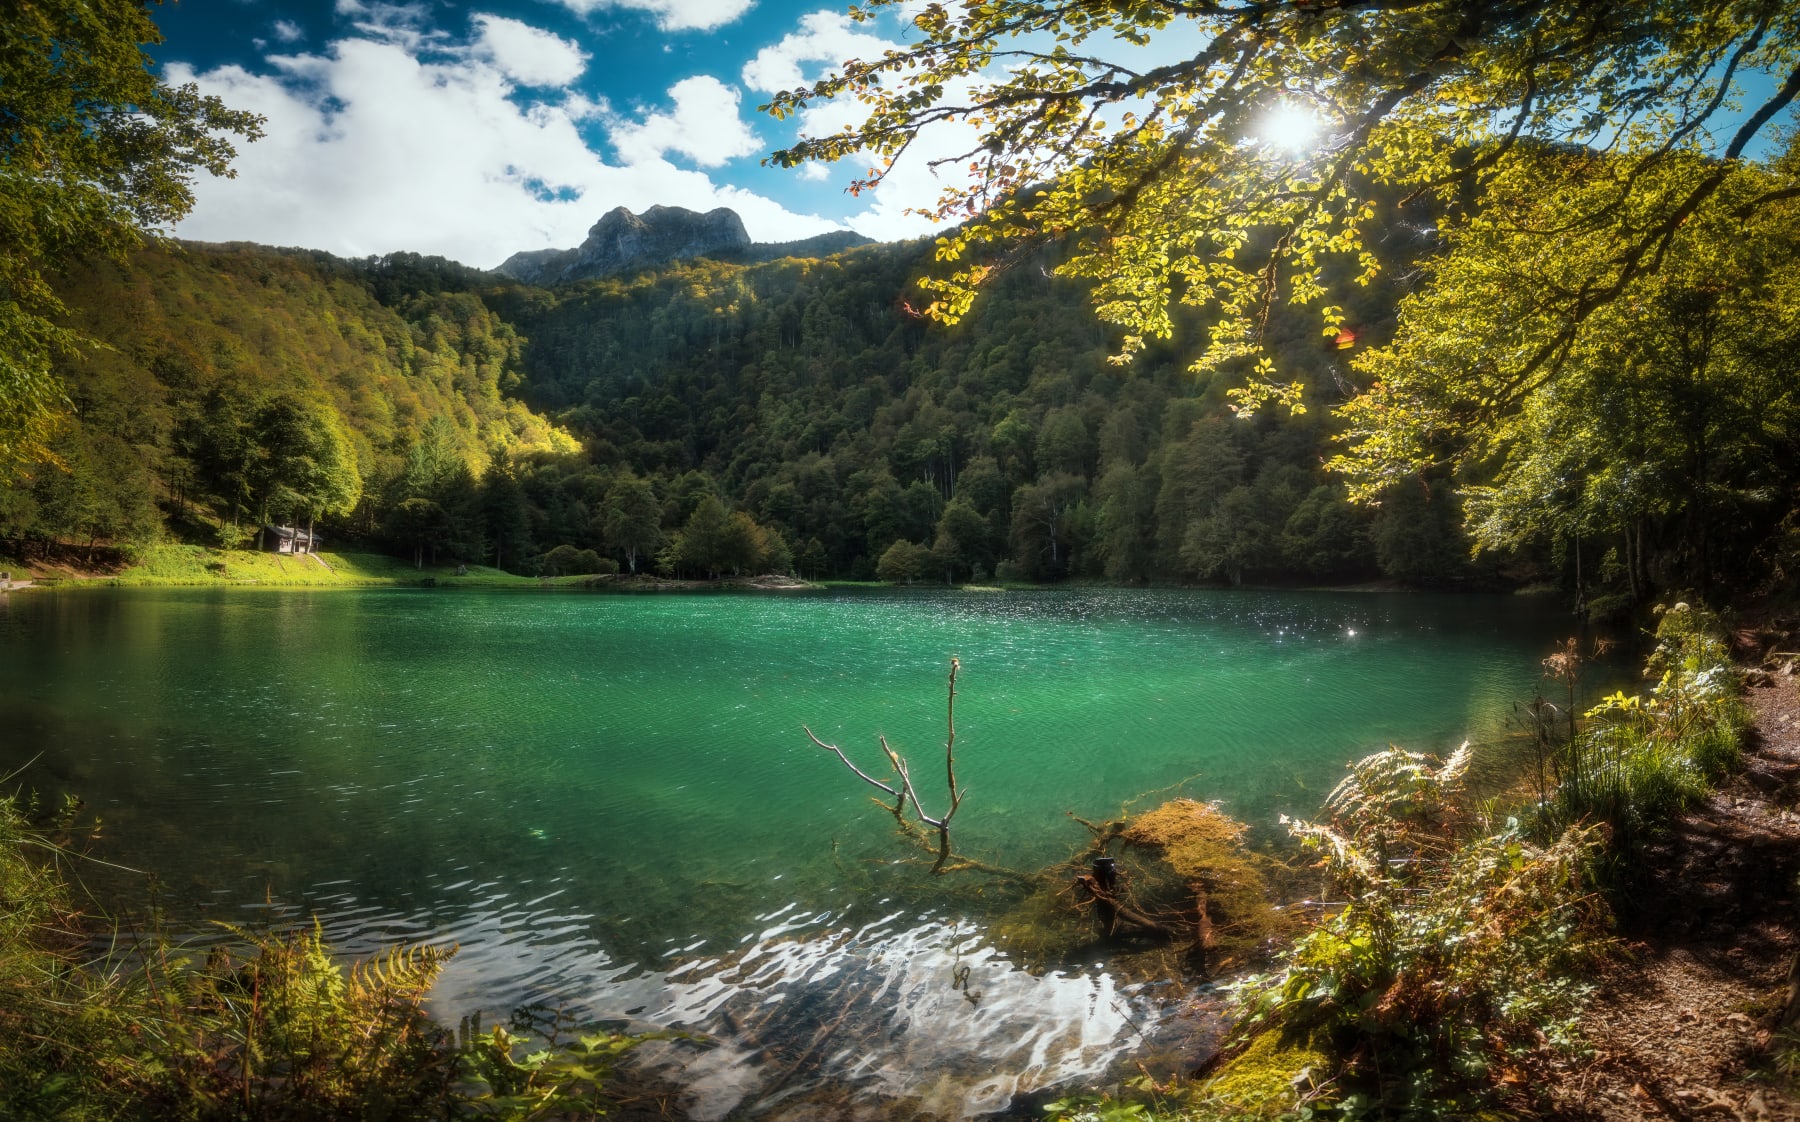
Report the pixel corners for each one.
[3,243,571,557]
[492,233,1456,585]
[9,228,1478,587]
[20,180,1794,605]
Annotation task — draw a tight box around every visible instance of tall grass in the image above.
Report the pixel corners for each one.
[1540,603,1748,847]
[105,545,540,587]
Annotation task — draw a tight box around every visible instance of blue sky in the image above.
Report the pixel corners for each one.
[150,2,1797,270]
[152,0,952,266]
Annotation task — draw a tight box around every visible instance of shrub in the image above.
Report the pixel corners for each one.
[541,543,611,576]
[1225,747,1609,1116]
[0,796,644,1121]
[876,539,932,583]
[215,522,253,550]
[1546,603,1748,844]
[457,1007,653,1118]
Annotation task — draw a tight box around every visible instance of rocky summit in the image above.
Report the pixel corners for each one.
[496,205,751,284]
[495,206,874,285]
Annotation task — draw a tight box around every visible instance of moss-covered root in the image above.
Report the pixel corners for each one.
[1196,1029,1334,1120]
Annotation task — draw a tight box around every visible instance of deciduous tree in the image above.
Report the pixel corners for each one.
[602,472,663,574]
[248,396,361,551]
[1010,471,1089,579]
[673,494,731,578]
[1337,149,1800,594]
[770,0,1800,422]
[3,0,260,469]
[932,499,994,582]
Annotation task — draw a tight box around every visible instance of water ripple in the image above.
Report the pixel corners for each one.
[1,586,1622,1118]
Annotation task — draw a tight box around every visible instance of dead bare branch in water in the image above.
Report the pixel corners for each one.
[804,658,1025,880]
[805,663,1279,966]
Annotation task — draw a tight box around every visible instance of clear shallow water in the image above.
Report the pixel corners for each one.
[0,586,1597,1117]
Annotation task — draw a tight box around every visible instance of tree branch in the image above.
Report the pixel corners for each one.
[805,658,990,876]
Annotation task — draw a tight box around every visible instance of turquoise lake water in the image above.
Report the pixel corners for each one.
[0,586,1604,1118]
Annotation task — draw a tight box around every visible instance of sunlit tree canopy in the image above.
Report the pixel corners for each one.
[1,0,262,471]
[766,0,1800,415]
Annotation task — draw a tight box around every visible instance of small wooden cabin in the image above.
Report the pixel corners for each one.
[264,525,321,554]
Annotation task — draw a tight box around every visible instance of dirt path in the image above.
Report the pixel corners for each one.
[1543,676,1800,1120]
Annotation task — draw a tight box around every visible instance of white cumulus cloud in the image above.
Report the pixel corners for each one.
[608,75,759,167]
[470,14,588,87]
[543,0,753,33]
[744,8,978,242]
[332,0,442,50]
[740,11,889,94]
[168,15,846,267]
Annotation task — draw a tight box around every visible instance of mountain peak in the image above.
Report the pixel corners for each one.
[497,205,750,284]
[495,207,872,285]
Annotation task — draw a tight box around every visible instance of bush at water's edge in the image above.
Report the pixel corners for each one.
[0,794,649,1121]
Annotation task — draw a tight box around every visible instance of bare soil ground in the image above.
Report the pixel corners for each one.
[1543,672,1800,1121]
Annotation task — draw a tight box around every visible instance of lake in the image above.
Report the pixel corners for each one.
[0,586,1603,1118]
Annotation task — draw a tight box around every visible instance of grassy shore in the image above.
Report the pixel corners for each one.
[2,544,558,588]
[1,544,826,591]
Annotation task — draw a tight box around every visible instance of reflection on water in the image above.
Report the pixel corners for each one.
[203,878,1208,1120]
[507,910,1175,1121]
[0,586,1602,1117]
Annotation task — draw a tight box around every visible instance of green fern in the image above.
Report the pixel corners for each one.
[352,941,455,1001]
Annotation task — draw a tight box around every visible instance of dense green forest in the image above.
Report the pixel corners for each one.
[492,230,1441,585]
[3,244,571,560]
[8,225,1483,589]
[12,178,1800,610]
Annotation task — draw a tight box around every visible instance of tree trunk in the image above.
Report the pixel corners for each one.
[1782,948,1800,1030]
[1573,531,1582,608]
[1624,527,1639,602]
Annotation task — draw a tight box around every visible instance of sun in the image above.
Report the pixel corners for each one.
[1256,102,1325,156]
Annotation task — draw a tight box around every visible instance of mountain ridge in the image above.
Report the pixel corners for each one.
[494,205,872,285]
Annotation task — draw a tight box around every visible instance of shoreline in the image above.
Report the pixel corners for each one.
[0,545,824,592]
[1,546,1540,600]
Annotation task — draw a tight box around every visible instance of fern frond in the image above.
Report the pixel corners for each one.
[350,942,455,1002]
[1436,741,1473,794]
[1288,818,1378,890]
